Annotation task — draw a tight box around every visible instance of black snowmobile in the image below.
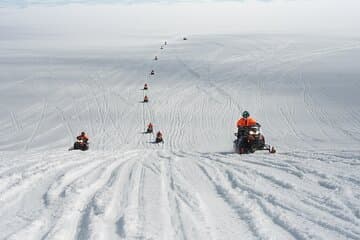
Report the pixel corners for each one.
[233,123,275,154]
[146,126,153,134]
[155,132,163,143]
[69,139,89,151]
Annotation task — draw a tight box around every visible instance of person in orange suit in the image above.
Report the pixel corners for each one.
[147,123,153,133]
[237,111,257,128]
[144,95,149,102]
[77,131,89,143]
[156,131,163,143]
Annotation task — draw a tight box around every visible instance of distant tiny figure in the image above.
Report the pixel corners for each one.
[143,95,149,103]
[69,131,89,151]
[164,41,167,45]
[150,70,155,75]
[144,83,148,90]
[146,123,153,133]
[160,46,164,50]
[183,37,187,40]
[154,56,158,60]
[155,131,163,143]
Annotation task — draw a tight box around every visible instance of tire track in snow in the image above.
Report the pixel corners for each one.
[10,111,22,132]
[158,151,217,240]
[24,101,48,150]
[197,156,301,240]
[202,152,360,240]
[34,154,128,240]
[75,155,135,240]
[1,153,98,239]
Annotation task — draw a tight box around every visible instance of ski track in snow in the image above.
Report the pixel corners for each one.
[1,34,360,239]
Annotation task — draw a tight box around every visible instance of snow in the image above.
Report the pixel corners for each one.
[1,2,360,240]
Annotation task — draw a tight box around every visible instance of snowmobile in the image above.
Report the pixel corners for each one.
[233,123,275,154]
[183,37,187,40]
[69,139,89,151]
[160,46,164,50]
[150,70,155,75]
[143,96,149,103]
[146,124,153,133]
[155,131,163,143]
[154,56,158,61]
[144,83,148,90]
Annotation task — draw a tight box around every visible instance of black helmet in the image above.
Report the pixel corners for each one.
[242,111,250,118]
[81,131,85,136]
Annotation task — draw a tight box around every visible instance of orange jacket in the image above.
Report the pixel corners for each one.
[237,117,257,127]
[77,135,89,142]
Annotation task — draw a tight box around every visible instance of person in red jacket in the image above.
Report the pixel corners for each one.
[70,131,89,151]
[147,123,153,133]
[144,95,149,102]
[77,131,89,143]
[156,131,163,143]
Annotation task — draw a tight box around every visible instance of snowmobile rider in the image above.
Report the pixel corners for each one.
[144,95,149,102]
[147,123,153,133]
[144,83,148,90]
[237,111,257,137]
[237,111,257,128]
[150,70,155,75]
[156,131,163,143]
[77,131,89,144]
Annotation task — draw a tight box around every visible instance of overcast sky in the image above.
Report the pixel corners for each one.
[1,0,359,46]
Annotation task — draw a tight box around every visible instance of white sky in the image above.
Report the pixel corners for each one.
[0,0,359,45]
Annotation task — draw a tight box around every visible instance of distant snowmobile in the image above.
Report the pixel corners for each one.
[154,56,158,61]
[69,132,89,151]
[69,139,89,151]
[160,46,164,50]
[233,123,275,154]
[143,95,149,103]
[183,37,187,40]
[144,83,148,90]
[146,123,153,133]
[150,70,155,75]
[155,131,163,143]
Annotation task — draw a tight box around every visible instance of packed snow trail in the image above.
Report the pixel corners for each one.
[1,34,360,239]
[1,150,359,239]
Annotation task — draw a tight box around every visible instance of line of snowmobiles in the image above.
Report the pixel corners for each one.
[67,36,275,155]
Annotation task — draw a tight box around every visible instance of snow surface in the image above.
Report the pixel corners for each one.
[1,3,360,240]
